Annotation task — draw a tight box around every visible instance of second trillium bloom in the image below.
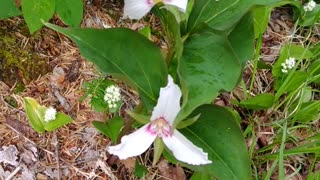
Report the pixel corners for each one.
[124,0,188,19]
[107,75,212,165]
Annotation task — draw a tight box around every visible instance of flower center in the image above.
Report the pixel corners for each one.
[146,118,171,137]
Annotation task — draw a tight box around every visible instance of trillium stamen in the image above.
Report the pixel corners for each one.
[146,117,171,137]
[107,75,212,165]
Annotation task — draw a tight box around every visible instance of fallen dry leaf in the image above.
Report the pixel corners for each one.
[158,159,186,180]
[0,145,19,166]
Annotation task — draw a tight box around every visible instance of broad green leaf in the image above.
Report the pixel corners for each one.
[180,105,251,179]
[228,12,255,67]
[138,26,151,39]
[293,101,320,122]
[21,0,55,33]
[238,93,275,110]
[0,0,20,19]
[92,116,124,144]
[56,0,83,27]
[177,28,241,121]
[273,44,314,77]
[23,97,73,133]
[134,160,148,178]
[45,23,168,109]
[252,6,272,38]
[190,171,212,180]
[275,71,309,99]
[23,97,46,133]
[187,0,298,32]
[127,111,150,124]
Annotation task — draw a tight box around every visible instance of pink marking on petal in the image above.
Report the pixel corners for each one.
[146,117,172,138]
[146,0,153,5]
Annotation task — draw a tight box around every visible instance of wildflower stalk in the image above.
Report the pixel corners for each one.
[117,102,144,144]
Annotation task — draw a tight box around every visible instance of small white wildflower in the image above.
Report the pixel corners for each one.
[281,63,287,69]
[285,57,296,69]
[281,69,288,73]
[281,57,296,73]
[44,107,57,122]
[303,1,316,12]
[104,85,121,109]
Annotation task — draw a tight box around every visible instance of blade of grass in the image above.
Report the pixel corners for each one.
[278,121,287,179]
[264,159,278,180]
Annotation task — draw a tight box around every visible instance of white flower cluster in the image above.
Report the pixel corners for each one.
[44,107,57,122]
[281,57,296,73]
[104,85,121,109]
[303,1,316,12]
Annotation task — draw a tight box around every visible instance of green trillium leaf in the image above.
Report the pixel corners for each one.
[44,23,168,110]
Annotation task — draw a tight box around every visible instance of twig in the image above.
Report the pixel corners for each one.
[51,86,71,112]
[5,165,21,180]
[52,131,61,180]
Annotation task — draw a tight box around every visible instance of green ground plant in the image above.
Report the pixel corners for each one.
[1,0,320,179]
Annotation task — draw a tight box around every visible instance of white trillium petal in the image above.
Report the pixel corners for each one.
[163,130,212,165]
[107,124,156,159]
[151,75,182,124]
[164,0,188,12]
[124,0,154,19]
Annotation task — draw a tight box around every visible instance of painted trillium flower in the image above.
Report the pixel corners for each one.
[124,0,188,19]
[107,75,212,165]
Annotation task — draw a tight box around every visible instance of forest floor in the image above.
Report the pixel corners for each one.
[0,0,319,179]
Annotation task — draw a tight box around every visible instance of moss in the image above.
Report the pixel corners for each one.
[0,20,50,89]
[4,96,18,108]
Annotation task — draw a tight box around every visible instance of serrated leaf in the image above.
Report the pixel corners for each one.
[92,116,124,144]
[180,105,251,179]
[21,0,55,33]
[44,23,168,110]
[56,0,83,27]
[44,112,73,131]
[0,0,20,19]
